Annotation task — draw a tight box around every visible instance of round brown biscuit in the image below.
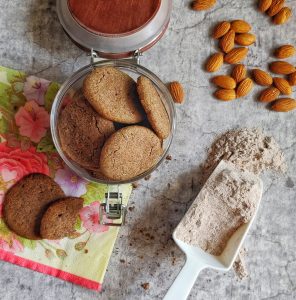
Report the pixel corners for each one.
[100,125,163,181]
[137,76,170,139]
[3,173,65,240]
[83,67,145,124]
[40,197,84,240]
[58,97,115,170]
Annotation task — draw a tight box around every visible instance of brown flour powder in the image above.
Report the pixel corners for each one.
[203,128,286,180]
[175,162,262,255]
[175,128,286,278]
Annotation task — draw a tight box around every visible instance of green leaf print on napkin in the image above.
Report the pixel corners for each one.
[0,220,10,237]
[37,133,56,153]
[83,182,107,205]
[45,82,60,112]
[18,237,37,250]
[0,117,8,134]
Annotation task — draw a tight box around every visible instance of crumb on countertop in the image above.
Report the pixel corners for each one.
[141,282,150,290]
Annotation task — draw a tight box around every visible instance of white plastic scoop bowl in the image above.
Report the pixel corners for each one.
[164,160,263,300]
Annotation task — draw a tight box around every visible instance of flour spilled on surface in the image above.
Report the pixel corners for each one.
[203,128,286,180]
[176,128,286,280]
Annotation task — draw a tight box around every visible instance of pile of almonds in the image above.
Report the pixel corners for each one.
[206,20,255,73]
[212,64,253,101]
[254,44,296,112]
[205,20,255,101]
[258,0,292,25]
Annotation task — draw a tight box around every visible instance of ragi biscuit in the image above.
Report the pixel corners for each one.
[40,197,84,240]
[100,125,163,181]
[83,67,145,124]
[58,97,115,170]
[3,173,65,240]
[137,76,170,139]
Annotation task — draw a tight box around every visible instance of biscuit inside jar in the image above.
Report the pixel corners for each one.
[57,67,170,181]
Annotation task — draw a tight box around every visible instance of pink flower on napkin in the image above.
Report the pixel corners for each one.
[0,142,49,184]
[23,76,50,105]
[15,100,50,143]
[79,202,109,233]
[0,238,24,253]
[54,167,87,197]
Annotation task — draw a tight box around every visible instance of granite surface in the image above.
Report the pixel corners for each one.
[0,0,296,299]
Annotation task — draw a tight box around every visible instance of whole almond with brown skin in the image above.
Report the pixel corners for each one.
[267,0,285,17]
[259,87,280,102]
[235,33,256,46]
[271,98,296,112]
[231,64,247,83]
[288,72,296,86]
[211,75,237,89]
[206,53,224,72]
[230,20,251,33]
[224,47,248,64]
[273,7,292,25]
[236,78,253,97]
[253,69,273,85]
[169,82,185,104]
[270,61,296,75]
[273,77,292,95]
[214,89,236,101]
[274,45,296,59]
[212,21,231,39]
[219,29,235,53]
[258,0,272,12]
[192,0,216,10]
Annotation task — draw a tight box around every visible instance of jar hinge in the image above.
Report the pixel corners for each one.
[99,186,127,226]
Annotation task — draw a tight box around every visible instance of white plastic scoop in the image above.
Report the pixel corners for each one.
[164,160,263,300]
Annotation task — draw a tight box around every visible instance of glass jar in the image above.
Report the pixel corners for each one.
[52,0,176,225]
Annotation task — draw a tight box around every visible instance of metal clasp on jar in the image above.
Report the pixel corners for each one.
[99,185,127,226]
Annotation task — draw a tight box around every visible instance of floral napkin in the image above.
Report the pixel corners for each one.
[0,66,132,291]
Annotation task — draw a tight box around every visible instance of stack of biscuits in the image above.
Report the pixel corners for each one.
[58,67,170,181]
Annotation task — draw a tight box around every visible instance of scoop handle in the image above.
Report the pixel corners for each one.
[163,256,205,300]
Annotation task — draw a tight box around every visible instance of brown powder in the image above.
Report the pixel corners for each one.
[176,128,285,278]
[233,248,248,280]
[175,162,262,255]
[203,128,286,180]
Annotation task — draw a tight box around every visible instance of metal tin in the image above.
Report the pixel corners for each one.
[57,0,172,58]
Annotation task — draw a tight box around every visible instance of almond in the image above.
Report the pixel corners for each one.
[214,89,236,101]
[252,69,273,85]
[236,78,253,97]
[274,45,296,59]
[267,0,285,17]
[231,64,247,83]
[224,47,248,64]
[219,29,235,53]
[206,53,224,72]
[273,77,292,95]
[273,7,292,25]
[212,21,231,39]
[230,20,251,33]
[192,0,216,10]
[258,0,272,12]
[269,61,296,75]
[211,75,237,89]
[259,87,280,102]
[288,72,296,86]
[271,98,296,112]
[169,81,185,104]
[235,33,256,46]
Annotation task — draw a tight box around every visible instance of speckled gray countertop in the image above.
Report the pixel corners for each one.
[0,1,295,299]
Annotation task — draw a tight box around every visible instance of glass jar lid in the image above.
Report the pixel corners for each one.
[57,0,172,58]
